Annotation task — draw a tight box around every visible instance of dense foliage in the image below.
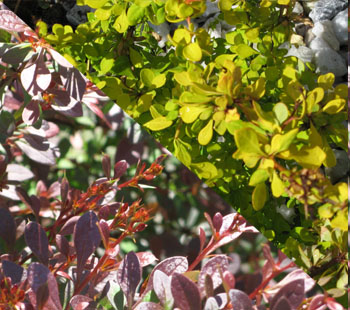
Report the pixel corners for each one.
[24,0,349,301]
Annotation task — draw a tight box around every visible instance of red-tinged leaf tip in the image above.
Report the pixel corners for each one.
[70,295,95,310]
[228,289,253,310]
[136,252,158,268]
[171,273,201,310]
[24,222,49,265]
[97,220,110,249]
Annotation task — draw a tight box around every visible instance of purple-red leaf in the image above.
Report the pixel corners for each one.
[102,154,111,179]
[228,289,253,310]
[0,207,16,249]
[50,89,83,117]
[212,212,223,231]
[198,227,206,252]
[134,302,163,310]
[153,270,173,307]
[6,163,34,181]
[59,215,80,235]
[114,160,128,179]
[198,255,229,298]
[272,296,293,310]
[136,252,158,267]
[117,251,141,306]
[309,295,326,310]
[55,234,70,258]
[0,9,32,32]
[25,222,49,265]
[97,219,110,249]
[171,273,201,310]
[145,256,188,294]
[22,99,40,125]
[27,262,62,310]
[270,279,304,310]
[73,211,101,282]
[1,260,25,284]
[70,295,96,310]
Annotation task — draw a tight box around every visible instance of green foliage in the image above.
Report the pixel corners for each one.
[39,0,348,302]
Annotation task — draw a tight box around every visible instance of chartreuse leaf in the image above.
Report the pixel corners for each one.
[249,169,269,186]
[127,4,145,25]
[322,99,346,114]
[317,73,334,91]
[180,106,206,124]
[140,68,155,88]
[191,161,218,179]
[113,10,129,33]
[174,71,192,86]
[86,0,108,8]
[288,145,326,168]
[183,42,202,62]
[245,77,266,100]
[306,87,324,114]
[277,0,290,4]
[271,171,285,197]
[174,139,191,166]
[273,102,289,124]
[236,44,258,59]
[252,182,267,211]
[144,117,173,131]
[318,204,333,219]
[330,210,347,231]
[270,128,299,154]
[198,120,213,145]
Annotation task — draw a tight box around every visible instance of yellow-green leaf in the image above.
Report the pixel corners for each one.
[191,161,218,179]
[318,204,333,219]
[271,171,285,197]
[234,128,265,156]
[277,0,290,4]
[249,169,269,186]
[317,73,334,91]
[270,128,299,154]
[252,182,267,211]
[330,210,347,231]
[144,117,173,131]
[183,42,202,62]
[86,0,108,8]
[236,44,258,59]
[180,106,206,123]
[273,102,289,124]
[322,99,346,114]
[198,119,213,145]
[113,10,129,33]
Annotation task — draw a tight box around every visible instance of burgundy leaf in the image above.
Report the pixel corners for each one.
[27,262,62,310]
[58,65,86,101]
[60,177,69,208]
[102,154,111,179]
[198,255,229,298]
[222,270,235,289]
[271,296,293,310]
[214,293,228,309]
[114,160,128,179]
[134,302,163,310]
[73,211,101,281]
[98,202,121,219]
[50,89,83,117]
[47,181,61,198]
[228,289,253,310]
[269,279,304,310]
[59,215,80,235]
[22,99,40,125]
[171,273,201,310]
[48,48,74,68]
[117,251,141,306]
[198,227,206,252]
[309,295,326,310]
[6,163,34,181]
[36,282,50,310]
[25,222,49,265]
[55,234,70,258]
[145,256,188,293]
[20,52,52,95]
[204,274,214,298]
[1,260,25,284]
[15,138,57,165]
[0,207,16,249]
[136,252,158,267]
[70,295,96,310]
[0,9,32,32]
[42,121,59,138]
[97,219,110,249]
[153,270,173,307]
[2,43,34,64]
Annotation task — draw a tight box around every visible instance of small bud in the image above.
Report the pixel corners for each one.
[114,160,128,179]
[212,212,223,232]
